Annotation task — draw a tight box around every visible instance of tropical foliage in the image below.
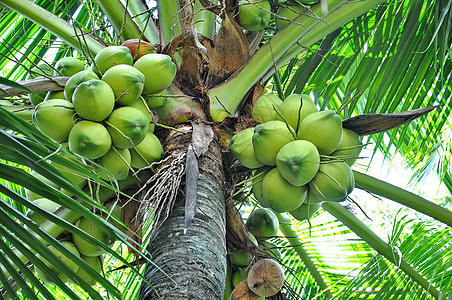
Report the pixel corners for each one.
[0,0,451,299]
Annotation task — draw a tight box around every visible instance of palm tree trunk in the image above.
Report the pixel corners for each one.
[139,129,227,299]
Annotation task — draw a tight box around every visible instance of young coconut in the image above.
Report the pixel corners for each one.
[64,70,99,102]
[251,167,271,202]
[297,110,343,155]
[35,241,81,284]
[72,79,115,122]
[72,217,116,257]
[233,268,250,287]
[93,46,133,75]
[252,94,283,123]
[309,161,355,202]
[44,90,66,101]
[247,258,285,297]
[246,208,279,239]
[133,53,177,95]
[102,64,146,105]
[106,107,149,149]
[27,63,53,105]
[129,131,163,169]
[32,99,76,143]
[289,202,322,221]
[275,4,306,30]
[275,93,318,131]
[76,254,103,286]
[229,232,258,267]
[275,139,320,186]
[53,57,85,76]
[252,120,296,166]
[97,147,132,181]
[121,39,156,61]
[258,240,282,260]
[331,128,363,166]
[261,168,307,213]
[68,120,112,160]
[230,127,265,169]
[238,0,271,31]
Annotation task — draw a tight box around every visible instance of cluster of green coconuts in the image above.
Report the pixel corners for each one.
[230,93,364,222]
[25,44,177,285]
[228,208,284,299]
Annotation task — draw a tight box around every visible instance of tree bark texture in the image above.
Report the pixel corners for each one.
[139,131,227,299]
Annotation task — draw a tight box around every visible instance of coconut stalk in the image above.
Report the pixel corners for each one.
[157,0,183,47]
[208,0,387,121]
[353,170,452,227]
[277,213,333,300]
[0,0,105,56]
[322,202,440,299]
[96,0,143,42]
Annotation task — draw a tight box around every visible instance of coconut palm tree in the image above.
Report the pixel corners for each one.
[0,0,450,299]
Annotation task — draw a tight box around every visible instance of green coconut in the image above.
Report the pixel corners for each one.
[101,64,145,105]
[275,5,306,30]
[145,93,167,110]
[229,232,258,267]
[297,110,343,155]
[261,168,307,213]
[275,140,320,186]
[252,94,283,123]
[252,120,296,166]
[309,161,355,202]
[331,128,363,166]
[238,0,271,31]
[133,53,177,95]
[259,240,282,260]
[35,241,80,284]
[54,57,85,76]
[289,202,321,221]
[26,198,61,226]
[72,217,115,257]
[275,93,318,131]
[246,208,279,239]
[72,79,115,122]
[251,167,271,202]
[44,90,66,101]
[106,107,149,149]
[129,131,163,169]
[27,63,54,105]
[93,45,133,75]
[68,120,112,160]
[32,99,76,142]
[25,170,60,201]
[97,148,131,181]
[64,70,99,101]
[232,268,250,287]
[230,127,265,169]
[76,254,103,286]
[126,97,154,123]
[50,145,90,187]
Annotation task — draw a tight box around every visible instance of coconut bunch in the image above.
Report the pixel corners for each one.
[31,45,178,186]
[26,195,125,285]
[230,93,364,221]
[25,45,177,285]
